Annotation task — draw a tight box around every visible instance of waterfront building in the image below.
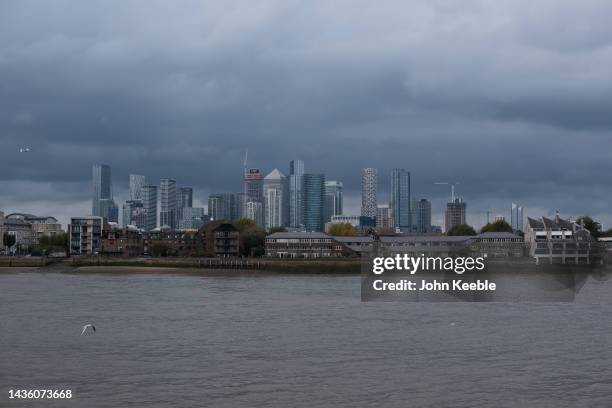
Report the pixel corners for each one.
[324,180,343,223]
[390,168,410,228]
[129,174,146,201]
[511,203,524,232]
[416,199,432,233]
[160,178,177,229]
[445,198,467,232]
[302,174,326,232]
[92,164,112,217]
[525,213,593,264]
[2,216,34,249]
[101,225,144,257]
[142,185,158,231]
[361,168,378,219]
[265,232,347,258]
[263,169,289,229]
[5,213,63,242]
[376,205,394,230]
[289,159,304,228]
[198,221,240,257]
[68,216,103,255]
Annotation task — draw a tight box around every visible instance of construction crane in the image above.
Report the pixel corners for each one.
[434,181,460,202]
[476,209,493,224]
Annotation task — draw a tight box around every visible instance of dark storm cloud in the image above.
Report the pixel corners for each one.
[2,0,612,227]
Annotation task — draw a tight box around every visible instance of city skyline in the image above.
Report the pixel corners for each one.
[2,1,612,228]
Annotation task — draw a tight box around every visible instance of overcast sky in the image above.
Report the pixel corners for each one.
[1,0,612,228]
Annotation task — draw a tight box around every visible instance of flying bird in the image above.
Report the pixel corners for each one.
[19,147,32,153]
[80,324,96,336]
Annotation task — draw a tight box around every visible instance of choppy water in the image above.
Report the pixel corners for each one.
[2,268,612,407]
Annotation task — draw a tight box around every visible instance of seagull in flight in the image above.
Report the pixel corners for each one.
[19,147,32,153]
[81,324,96,336]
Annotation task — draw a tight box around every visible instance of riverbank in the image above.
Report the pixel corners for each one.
[0,257,48,267]
[70,256,362,274]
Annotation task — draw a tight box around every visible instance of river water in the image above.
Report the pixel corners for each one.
[2,268,612,407]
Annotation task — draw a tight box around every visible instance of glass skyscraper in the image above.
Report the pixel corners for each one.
[416,198,432,233]
[92,164,112,217]
[324,180,343,223]
[142,185,158,231]
[263,169,289,229]
[302,173,325,232]
[511,203,524,231]
[160,178,177,229]
[129,174,146,201]
[390,168,411,228]
[289,159,304,228]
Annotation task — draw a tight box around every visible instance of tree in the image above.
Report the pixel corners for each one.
[3,233,16,250]
[268,226,287,234]
[480,220,513,233]
[328,223,359,237]
[447,224,477,236]
[233,219,266,257]
[575,216,602,238]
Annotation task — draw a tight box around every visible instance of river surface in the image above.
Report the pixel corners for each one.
[2,267,612,407]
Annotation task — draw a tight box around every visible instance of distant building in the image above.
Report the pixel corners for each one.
[390,168,410,228]
[289,159,304,228]
[122,200,144,228]
[376,205,393,230]
[92,164,112,217]
[361,168,377,219]
[178,187,193,209]
[525,214,594,264]
[69,216,103,255]
[325,215,376,234]
[415,199,432,233]
[129,174,146,201]
[178,207,208,230]
[160,178,177,229]
[244,168,264,225]
[263,169,289,229]
[142,185,158,231]
[99,198,119,223]
[494,215,506,223]
[445,198,466,232]
[324,180,343,223]
[302,174,326,232]
[511,203,524,231]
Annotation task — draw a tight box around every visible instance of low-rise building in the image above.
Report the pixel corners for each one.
[143,229,198,257]
[265,232,347,258]
[101,225,144,257]
[525,214,593,264]
[469,232,525,258]
[3,217,35,250]
[5,213,63,243]
[0,210,4,249]
[325,215,376,234]
[69,217,103,255]
[198,221,240,257]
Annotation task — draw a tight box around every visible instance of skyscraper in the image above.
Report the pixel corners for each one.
[289,159,304,228]
[160,179,177,229]
[302,174,325,232]
[244,168,264,225]
[123,200,144,228]
[92,164,112,217]
[208,193,242,222]
[416,198,432,233]
[445,198,467,232]
[390,168,411,228]
[178,187,193,209]
[99,198,119,223]
[129,174,146,201]
[142,185,158,231]
[376,205,393,230]
[263,169,289,229]
[361,168,377,219]
[324,180,343,223]
[511,203,524,231]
